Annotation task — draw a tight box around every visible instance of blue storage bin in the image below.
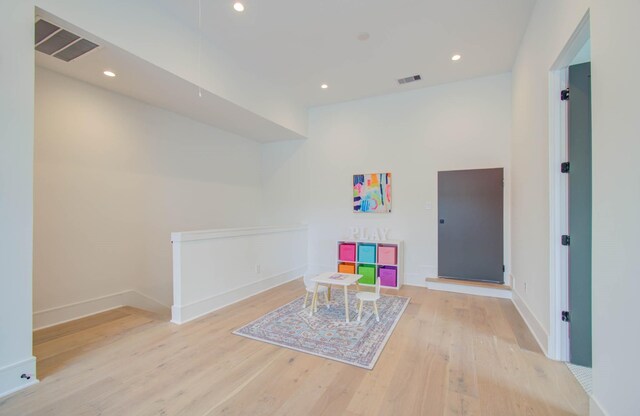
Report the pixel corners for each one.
[358,243,376,263]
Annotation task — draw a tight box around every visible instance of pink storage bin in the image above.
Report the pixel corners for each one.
[378,266,397,287]
[339,243,356,262]
[378,245,397,265]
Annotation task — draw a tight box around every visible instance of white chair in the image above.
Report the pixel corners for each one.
[303,274,330,310]
[357,276,381,322]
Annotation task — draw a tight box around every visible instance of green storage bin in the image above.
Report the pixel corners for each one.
[358,264,376,285]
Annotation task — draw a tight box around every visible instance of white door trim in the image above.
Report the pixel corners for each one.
[548,66,570,361]
[548,10,590,362]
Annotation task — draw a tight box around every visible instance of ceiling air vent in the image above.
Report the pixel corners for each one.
[34,18,99,62]
[397,74,422,85]
[35,19,59,44]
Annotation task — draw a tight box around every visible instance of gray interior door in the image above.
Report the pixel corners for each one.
[568,62,592,367]
[438,168,504,283]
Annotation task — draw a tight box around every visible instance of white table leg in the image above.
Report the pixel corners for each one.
[310,283,319,316]
[344,285,350,323]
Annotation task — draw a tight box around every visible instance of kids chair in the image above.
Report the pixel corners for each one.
[303,274,330,310]
[356,275,381,322]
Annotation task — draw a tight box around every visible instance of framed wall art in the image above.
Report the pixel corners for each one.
[353,173,392,213]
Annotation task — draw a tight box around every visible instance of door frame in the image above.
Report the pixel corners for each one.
[548,11,590,362]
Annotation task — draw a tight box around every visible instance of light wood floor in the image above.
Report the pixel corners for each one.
[0,281,588,415]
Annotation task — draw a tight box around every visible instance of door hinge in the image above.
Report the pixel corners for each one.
[561,310,570,322]
[561,235,570,246]
[502,265,505,272]
[561,88,570,101]
[561,162,570,173]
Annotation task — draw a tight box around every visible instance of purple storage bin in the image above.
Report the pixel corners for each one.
[378,266,397,287]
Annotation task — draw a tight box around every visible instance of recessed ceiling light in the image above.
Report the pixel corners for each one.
[103,70,116,77]
[233,2,245,12]
[321,84,328,89]
[451,54,461,61]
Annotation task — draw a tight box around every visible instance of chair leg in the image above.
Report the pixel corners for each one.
[324,290,330,308]
[373,301,380,322]
[303,291,309,309]
[357,299,364,322]
[344,286,350,323]
[310,283,319,316]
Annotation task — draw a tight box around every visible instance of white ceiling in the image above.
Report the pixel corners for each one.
[35,22,306,142]
[157,0,536,107]
[35,1,536,142]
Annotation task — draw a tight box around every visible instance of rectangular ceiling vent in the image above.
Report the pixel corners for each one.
[34,18,99,62]
[397,74,422,85]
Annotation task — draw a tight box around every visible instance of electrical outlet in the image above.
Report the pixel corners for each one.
[255,264,261,274]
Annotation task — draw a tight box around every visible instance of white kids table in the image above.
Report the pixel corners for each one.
[310,272,363,323]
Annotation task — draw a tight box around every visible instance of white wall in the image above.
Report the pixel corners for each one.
[171,226,307,324]
[0,0,38,397]
[512,1,640,414]
[34,0,307,137]
[590,2,640,415]
[510,0,590,354]
[262,73,512,287]
[34,67,263,326]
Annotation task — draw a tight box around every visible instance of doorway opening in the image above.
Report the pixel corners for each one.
[548,11,591,364]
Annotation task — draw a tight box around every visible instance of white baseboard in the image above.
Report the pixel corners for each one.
[33,290,170,330]
[171,266,306,325]
[511,289,549,356]
[0,357,38,399]
[404,273,429,287]
[121,291,169,316]
[425,279,512,299]
[589,396,608,416]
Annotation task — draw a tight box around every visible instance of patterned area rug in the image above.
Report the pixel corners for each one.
[233,291,410,369]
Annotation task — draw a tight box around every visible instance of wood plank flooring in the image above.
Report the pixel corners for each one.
[0,281,589,415]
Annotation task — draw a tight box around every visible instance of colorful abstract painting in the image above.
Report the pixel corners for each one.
[353,173,392,213]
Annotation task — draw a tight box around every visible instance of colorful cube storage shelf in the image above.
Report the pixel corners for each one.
[378,245,397,265]
[339,243,356,262]
[358,264,376,285]
[378,266,397,287]
[358,244,376,263]
[337,239,403,289]
[338,262,356,274]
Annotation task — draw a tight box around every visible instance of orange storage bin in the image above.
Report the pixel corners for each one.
[338,262,356,274]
